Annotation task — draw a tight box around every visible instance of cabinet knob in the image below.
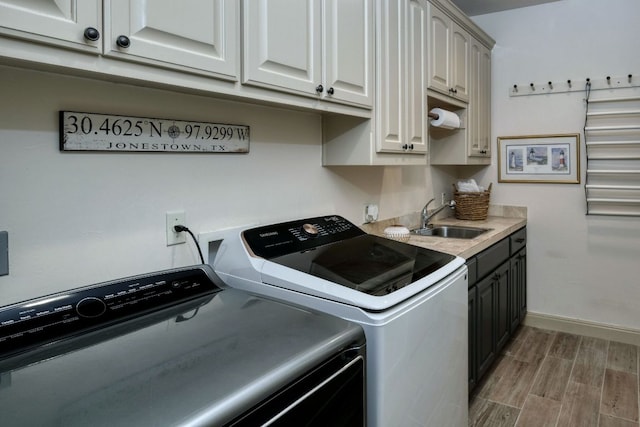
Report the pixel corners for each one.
[83,27,100,42]
[327,87,334,95]
[453,88,458,94]
[480,150,487,154]
[409,144,414,150]
[116,35,131,48]
[402,144,408,150]
[315,84,324,93]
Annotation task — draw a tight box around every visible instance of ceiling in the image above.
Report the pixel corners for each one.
[449,0,562,16]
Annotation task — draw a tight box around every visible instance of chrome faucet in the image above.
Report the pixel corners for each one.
[421,199,456,229]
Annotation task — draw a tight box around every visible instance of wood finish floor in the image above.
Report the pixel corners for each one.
[469,326,640,427]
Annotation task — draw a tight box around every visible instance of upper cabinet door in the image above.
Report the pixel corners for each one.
[0,0,101,53]
[377,0,427,154]
[107,0,239,80]
[427,5,451,96]
[479,45,492,155]
[243,0,322,95]
[451,22,470,102]
[323,0,373,106]
[377,0,404,151]
[427,4,469,102]
[406,0,428,153]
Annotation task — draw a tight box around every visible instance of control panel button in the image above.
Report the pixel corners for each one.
[301,223,319,237]
[76,297,107,318]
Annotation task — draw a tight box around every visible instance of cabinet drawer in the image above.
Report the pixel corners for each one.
[466,257,477,287]
[476,238,509,280]
[510,228,527,255]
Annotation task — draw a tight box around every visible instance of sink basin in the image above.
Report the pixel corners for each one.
[411,225,491,239]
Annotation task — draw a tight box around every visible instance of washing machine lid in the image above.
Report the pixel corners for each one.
[241,216,460,310]
[269,234,454,296]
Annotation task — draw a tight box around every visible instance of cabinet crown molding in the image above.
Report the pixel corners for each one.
[429,0,496,49]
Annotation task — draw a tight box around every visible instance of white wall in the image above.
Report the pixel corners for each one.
[0,65,456,305]
[471,0,640,330]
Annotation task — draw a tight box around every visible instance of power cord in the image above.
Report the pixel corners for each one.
[173,225,205,264]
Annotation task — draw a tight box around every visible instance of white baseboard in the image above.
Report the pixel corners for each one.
[524,311,640,346]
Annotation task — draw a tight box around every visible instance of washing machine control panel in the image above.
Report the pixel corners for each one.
[243,215,366,259]
[0,266,221,361]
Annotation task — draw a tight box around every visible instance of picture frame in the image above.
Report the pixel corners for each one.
[497,133,580,184]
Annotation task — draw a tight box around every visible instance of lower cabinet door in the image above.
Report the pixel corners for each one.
[468,286,477,393]
[509,251,527,333]
[494,261,511,353]
[517,249,527,320]
[476,275,495,380]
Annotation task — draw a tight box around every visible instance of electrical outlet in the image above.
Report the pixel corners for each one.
[441,192,447,205]
[166,211,186,246]
[364,204,379,223]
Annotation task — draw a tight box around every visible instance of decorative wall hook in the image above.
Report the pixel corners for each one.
[548,81,553,89]
[606,76,611,84]
[513,84,518,92]
[530,83,535,90]
[629,74,633,83]
[567,79,572,88]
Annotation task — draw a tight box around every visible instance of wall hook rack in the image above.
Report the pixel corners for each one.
[509,73,639,97]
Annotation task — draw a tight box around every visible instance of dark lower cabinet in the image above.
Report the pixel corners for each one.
[494,261,511,353]
[508,256,520,333]
[468,227,526,394]
[468,286,477,391]
[516,248,527,322]
[475,274,495,382]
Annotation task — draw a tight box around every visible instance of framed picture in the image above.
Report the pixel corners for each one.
[497,133,580,184]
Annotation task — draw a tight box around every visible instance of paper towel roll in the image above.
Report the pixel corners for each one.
[430,108,461,129]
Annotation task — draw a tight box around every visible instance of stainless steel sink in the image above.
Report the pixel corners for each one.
[411,225,491,239]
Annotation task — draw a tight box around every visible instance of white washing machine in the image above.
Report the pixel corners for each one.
[204,215,468,427]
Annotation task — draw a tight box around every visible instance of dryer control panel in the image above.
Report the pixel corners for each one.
[0,265,222,362]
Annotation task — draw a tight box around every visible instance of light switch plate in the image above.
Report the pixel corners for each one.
[0,231,8,276]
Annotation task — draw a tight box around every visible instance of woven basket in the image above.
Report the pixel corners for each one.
[453,183,492,220]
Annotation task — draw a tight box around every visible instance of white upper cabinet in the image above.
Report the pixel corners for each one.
[377,0,427,154]
[243,0,321,95]
[0,0,101,53]
[243,0,372,107]
[428,0,494,166]
[430,24,491,166]
[450,22,470,101]
[0,0,377,116]
[106,0,239,80]
[427,4,469,102]
[468,39,491,158]
[323,0,373,106]
[323,0,427,166]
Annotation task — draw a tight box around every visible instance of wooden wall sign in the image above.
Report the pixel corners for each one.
[60,111,250,153]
